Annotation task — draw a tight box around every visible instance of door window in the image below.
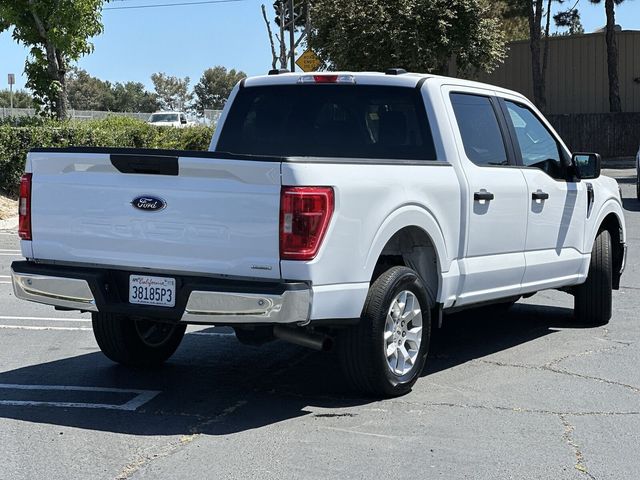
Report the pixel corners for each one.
[504,101,564,179]
[450,93,508,166]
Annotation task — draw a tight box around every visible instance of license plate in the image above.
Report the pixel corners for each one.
[129,275,176,307]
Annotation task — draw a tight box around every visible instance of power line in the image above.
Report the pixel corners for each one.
[104,0,246,10]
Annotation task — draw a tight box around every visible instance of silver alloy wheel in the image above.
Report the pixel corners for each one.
[384,290,423,376]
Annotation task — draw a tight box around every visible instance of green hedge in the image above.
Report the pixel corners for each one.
[0,116,214,196]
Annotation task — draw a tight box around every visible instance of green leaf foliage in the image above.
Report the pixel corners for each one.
[66,67,160,112]
[151,73,193,112]
[0,117,214,195]
[193,66,246,112]
[308,0,506,74]
[0,89,34,108]
[0,0,107,118]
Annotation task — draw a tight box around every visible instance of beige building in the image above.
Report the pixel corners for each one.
[467,30,640,114]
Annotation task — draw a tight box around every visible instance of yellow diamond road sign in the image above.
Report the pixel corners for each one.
[296,49,322,72]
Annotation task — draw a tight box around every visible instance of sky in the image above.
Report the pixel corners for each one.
[1,0,640,92]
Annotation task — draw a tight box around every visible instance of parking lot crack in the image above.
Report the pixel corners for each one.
[543,365,640,394]
[559,414,596,479]
[114,399,249,479]
[476,358,640,394]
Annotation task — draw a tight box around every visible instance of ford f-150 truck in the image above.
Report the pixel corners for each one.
[11,70,627,397]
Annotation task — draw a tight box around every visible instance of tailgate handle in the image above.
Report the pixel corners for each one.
[111,154,178,176]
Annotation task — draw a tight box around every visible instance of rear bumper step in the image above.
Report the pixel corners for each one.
[11,261,311,325]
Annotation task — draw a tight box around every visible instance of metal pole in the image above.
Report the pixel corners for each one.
[289,0,295,71]
[9,83,13,116]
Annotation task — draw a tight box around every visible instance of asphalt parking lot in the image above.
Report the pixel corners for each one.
[0,168,638,480]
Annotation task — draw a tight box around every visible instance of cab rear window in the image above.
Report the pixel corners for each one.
[216,85,436,161]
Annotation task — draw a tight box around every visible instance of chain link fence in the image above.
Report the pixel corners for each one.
[1,107,224,126]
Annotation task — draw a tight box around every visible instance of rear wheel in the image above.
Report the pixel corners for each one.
[339,266,431,397]
[574,230,613,326]
[92,313,186,366]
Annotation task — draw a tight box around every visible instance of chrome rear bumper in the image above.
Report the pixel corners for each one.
[11,267,311,324]
[182,289,311,324]
[12,271,98,312]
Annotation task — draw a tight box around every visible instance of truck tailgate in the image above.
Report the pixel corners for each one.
[27,150,282,279]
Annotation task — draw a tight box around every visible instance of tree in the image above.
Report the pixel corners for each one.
[589,0,624,112]
[261,1,310,70]
[526,0,554,112]
[0,0,107,119]
[151,73,192,111]
[66,67,114,111]
[193,67,246,112]
[506,0,578,111]
[0,89,34,108]
[307,0,506,75]
[111,82,159,113]
[497,0,529,42]
[554,8,585,35]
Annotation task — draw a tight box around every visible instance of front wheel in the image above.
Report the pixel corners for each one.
[92,313,186,367]
[574,230,613,326]
[338,266,431,397]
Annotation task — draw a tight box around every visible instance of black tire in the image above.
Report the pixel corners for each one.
[92,313,186,367]
[338,266,431,397]
[574,230,613,326]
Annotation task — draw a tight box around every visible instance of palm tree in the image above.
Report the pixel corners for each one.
[589,0,625,112]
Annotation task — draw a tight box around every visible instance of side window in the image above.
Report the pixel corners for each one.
[504,101,563,179]
[450,93,508,167]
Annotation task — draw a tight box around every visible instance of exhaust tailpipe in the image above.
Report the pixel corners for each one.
[273,326,333,351]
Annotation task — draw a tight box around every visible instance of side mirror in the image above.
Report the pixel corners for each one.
[572,152,601,180]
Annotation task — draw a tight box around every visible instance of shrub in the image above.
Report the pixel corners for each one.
[0,117,214,196]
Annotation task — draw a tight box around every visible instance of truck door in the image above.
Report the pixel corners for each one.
[498,98,588,291]
[443,88,528,305]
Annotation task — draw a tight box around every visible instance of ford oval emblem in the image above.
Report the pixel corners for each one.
[131,196,166,212]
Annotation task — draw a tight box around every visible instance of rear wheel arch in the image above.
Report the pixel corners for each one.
[370,225,441,307]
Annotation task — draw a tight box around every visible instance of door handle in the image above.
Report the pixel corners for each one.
[474,191,494,201]
[532,191,549,201]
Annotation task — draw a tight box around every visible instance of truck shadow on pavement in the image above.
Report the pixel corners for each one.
[0,302,584,436]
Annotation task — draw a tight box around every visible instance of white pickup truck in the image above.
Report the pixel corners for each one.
[12,71,627,397]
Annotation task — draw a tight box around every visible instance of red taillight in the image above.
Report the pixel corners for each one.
[18,173,32,240]
[313,75,338,83]
[298,74,356,85]
[280,186,334,261]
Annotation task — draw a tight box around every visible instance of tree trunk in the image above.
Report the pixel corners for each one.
[278,0,287,69]
[528,0,546,112]
[605,0,622,112]
[28,2,68,119]
[541,0,552,99]
[55,49,68,119]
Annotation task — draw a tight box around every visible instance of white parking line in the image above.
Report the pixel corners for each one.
[0,325,92,332]
[0,249,20,253]
[0,384,161,411]
[0,323,235,337]
[0,254,22,256]
[0,282,11,284]
[0,315,90,322]
[189,331,235,337]
[0,276,10,278]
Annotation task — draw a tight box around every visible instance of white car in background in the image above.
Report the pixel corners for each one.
[147,111,189,127]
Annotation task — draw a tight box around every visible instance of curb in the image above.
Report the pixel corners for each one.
[602,157,635,169]
[0,215,18,231]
